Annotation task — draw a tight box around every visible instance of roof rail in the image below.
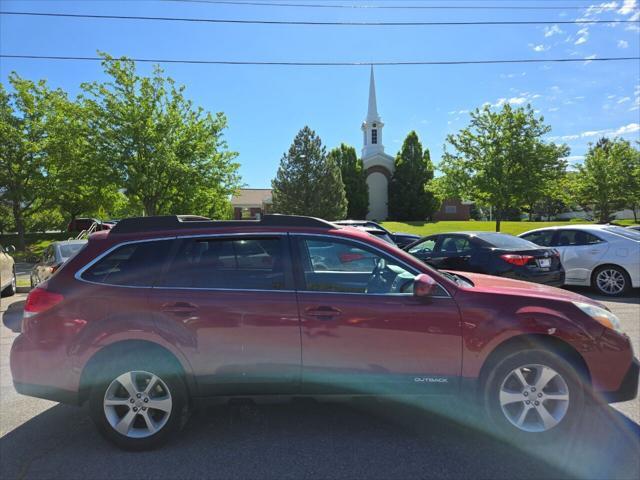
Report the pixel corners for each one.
[110,214,334,235]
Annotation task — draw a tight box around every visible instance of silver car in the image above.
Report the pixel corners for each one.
[30,240,87,287]
[0,243,16,297]
[519,225,640,296]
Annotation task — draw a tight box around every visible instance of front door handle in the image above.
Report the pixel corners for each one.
[306,306,341,321]
[162,302,198,315]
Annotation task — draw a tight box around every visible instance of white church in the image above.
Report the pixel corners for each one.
[362,67,395,220]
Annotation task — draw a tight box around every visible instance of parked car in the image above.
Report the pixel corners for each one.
[520,225,640,296]
[627,225,640,232]
[404,232,565,287]
[11,215,638,450]
[0,243,16,297]
[333,220,420,248]
[67,218,113,233]
[30,240,87,288]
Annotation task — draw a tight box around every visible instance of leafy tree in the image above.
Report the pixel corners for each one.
[440,104,568,231]
[388,131,439,221]
[575,137,640,222]
[272,126,347,219]
[0,74,53,250]
[521,143,570,220]
[81,53,240,217]
[328,143,368,218]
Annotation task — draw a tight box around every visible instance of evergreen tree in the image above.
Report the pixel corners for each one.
[388,131,438,221]
[328,143,368,219]
[272,126,347,219]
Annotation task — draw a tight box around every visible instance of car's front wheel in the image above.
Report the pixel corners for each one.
[89,358,187,450]
[2,268,16,297]
[484,349,585,440]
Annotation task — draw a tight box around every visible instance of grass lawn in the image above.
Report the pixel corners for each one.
[381,219,637,237]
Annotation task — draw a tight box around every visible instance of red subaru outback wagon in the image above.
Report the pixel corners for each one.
[11,215,638,450]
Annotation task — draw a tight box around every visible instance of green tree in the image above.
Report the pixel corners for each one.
[81,53,240,217]
[0,74,53,250]
[328,143,368,218]
[388,131,439,221]
[575,137,640,223]
[272,126,347,219]
[440,104,568,231]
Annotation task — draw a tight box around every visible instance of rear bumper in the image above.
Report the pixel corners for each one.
[13,382,80,405]
[602,357,639,403]
[503,269,565,287]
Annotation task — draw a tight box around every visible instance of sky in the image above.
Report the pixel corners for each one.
[1,0,639,189]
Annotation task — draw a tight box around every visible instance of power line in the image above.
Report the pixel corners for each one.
[2,11,637,26]
[164,0,606,10]
[1,54,637,66]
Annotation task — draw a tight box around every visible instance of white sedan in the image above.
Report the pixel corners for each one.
[519,224,640,296]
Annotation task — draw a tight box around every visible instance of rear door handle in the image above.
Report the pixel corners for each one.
[306,306,341,321]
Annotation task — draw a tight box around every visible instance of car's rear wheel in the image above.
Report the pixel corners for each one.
[89,357,187,450]
[592,265,630,296]
[484,349,585,440]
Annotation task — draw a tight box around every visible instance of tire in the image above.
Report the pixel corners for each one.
[88,354,188,450]
[1,269,16,297]
[483,349,585,441]
[592,265,631,297]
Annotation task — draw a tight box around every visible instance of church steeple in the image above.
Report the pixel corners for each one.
[366,65,380,122]
[360,66,394,221]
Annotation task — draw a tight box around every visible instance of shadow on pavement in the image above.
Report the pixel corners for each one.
[1,397,638,480]
[1,300,24,333]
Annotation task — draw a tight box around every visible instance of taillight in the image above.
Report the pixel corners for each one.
[23,287,64,318]
[500,254,534,266]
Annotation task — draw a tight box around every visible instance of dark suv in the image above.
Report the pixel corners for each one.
[11,215,638,450]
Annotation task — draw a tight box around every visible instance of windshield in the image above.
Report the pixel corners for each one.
[59,243,86,260]
[604,226,640,241]
[478,233,540,250]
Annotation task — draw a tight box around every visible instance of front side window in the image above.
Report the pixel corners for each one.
[81,240,173,286]
[164,237,287,290]
[521,230,555,247]
[298,238,420,295]
[408,238,436,255]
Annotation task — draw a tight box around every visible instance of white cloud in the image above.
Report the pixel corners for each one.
[617,96,631,103]
[564,155,586,163]
[614,123,640,135]
[584,54,597,64]
[544,24,564,37]
[618,39,630,48]
[548,123,640,142]
[529,43,550,52]
[574,27,590,45]
[548,107,560,112]
[508,97,527,105]
[575,36,588,45]
[619,0,638,14]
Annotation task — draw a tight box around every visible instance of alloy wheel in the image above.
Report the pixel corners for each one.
[596,269,626,295]
[499,364,569,433]
[103,370,173,439]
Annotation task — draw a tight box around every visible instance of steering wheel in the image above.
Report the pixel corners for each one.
[365,258,387,294]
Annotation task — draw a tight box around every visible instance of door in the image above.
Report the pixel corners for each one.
[293,236,462,395]
[430,235,475,271]
[552,230,608,284]
[149,235,301,395]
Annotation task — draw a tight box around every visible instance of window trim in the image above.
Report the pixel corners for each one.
[290,233,451,298]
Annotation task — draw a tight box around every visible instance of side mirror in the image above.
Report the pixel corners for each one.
[413,274,437,298]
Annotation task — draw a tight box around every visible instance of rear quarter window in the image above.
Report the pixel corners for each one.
[80,240,173,286]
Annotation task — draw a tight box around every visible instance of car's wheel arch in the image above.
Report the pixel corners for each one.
[474,333,591,399]
[590,263,632,286]
[78,339,195,405]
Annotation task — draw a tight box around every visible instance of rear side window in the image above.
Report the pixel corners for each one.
[438,236,475,253]
[80,240,173,286]
[555,230,603,246]
[163,237,288,290]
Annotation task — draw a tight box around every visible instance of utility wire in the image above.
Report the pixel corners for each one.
[164,0,608,10]
[1,54,638,66]
[1,11,637,26]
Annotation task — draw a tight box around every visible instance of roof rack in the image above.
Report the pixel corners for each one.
[110,214,334,235]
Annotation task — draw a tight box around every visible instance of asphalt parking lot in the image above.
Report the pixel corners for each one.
[1,289,639,480]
